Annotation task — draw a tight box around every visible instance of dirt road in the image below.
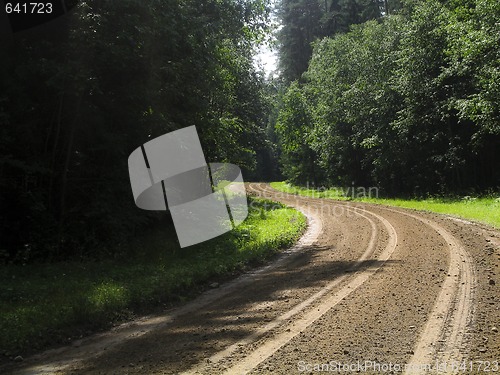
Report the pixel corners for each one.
[6,183,500,374]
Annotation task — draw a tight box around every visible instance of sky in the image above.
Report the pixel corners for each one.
[254,43,279,77]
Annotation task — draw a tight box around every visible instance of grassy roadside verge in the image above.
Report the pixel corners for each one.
[270,182,500,229]
[0,197,306,361]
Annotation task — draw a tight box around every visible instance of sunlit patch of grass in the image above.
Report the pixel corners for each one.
[88,282,130,311]
[236,199,307,261]
[0,197,306,359]
[359,196,500,228]
[270,182,500,228]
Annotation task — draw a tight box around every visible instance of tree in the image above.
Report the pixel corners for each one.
[277,0,323,83]
[305,18,402,188]
[276,0,387,83]
[275,82,321,184]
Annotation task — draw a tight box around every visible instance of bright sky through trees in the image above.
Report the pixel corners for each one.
[254,0,279,76]
[255,44,278,76]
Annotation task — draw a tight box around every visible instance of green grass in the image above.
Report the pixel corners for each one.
[360,196,500,228]
[270,182,500,229]
[0,197,306,359]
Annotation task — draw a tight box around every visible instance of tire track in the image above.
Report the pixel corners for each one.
[180,184,398,375]
[5,183,480,375]
[256,185,476,374]
[179,183,378,374]
[7,185,324,375]
[251,185,476,374]
[364,206,477,373]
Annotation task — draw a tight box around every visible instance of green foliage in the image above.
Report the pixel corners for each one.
[306,17,403,188]
[277,0,324,82]
[445,0,500,136]
[275,82,322,184]
[276,0,389,83]
[275,0,500,194]
[0,197,306,357]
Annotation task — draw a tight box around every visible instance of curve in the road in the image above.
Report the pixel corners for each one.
[180,183,398,375]
[240,184,476,375]
[6,182,481,375]
[256,184,477,374]
[372,206,477,374]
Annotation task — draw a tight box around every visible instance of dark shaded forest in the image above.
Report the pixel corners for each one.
[0,0,276,263]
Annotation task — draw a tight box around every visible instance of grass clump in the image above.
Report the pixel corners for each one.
[0,197,306,360]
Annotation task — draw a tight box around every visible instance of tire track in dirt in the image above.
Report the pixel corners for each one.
[179,184,397,374]
[220,209,398,375]
[5,183,377,374]
[241,185,476,374]
[360,205,477,373]
[4,185,324,375]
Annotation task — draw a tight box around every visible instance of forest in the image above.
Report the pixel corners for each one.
[274,0,499,195]
[1,0,274,263]
[1,0,499,264]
